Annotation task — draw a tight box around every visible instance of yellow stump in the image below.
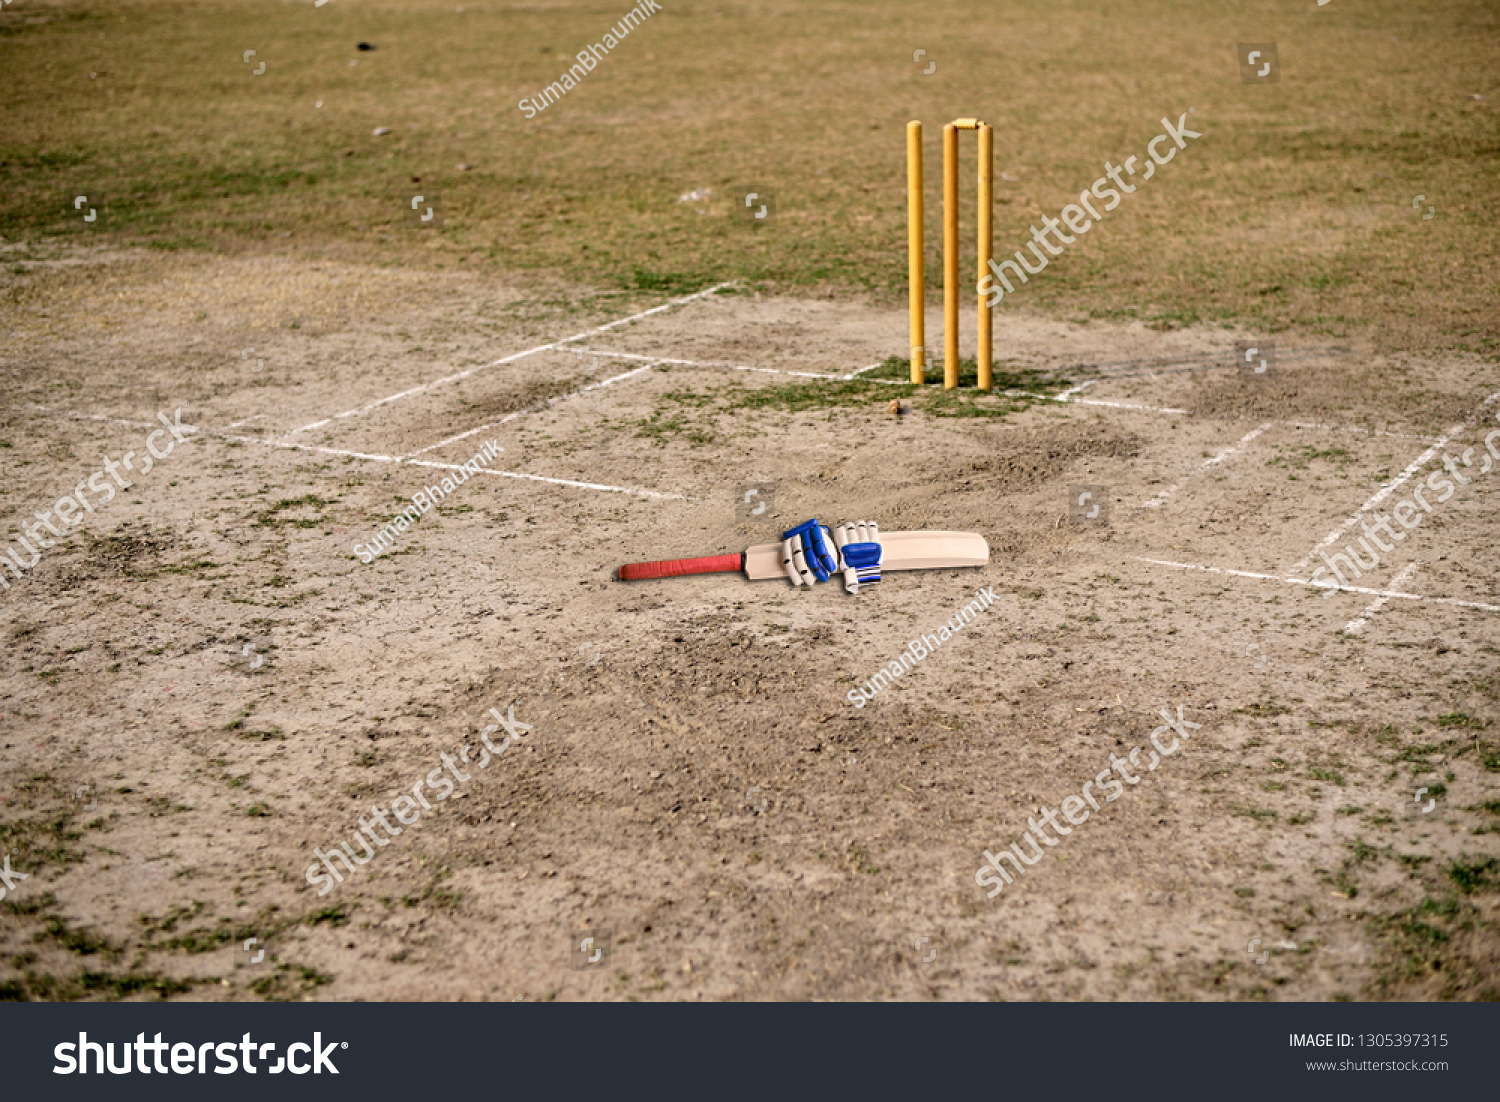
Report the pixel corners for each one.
[942,123,959,390]
[907,117,993,391]
[907,121,924,385]
[977,123,993,392]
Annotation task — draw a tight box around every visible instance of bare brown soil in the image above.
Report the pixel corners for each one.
[1,245,1497,1002]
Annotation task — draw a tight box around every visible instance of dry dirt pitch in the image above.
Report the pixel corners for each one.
[1,244,1496,1002]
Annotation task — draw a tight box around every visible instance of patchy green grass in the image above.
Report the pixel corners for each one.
[1266,444,1356,470]
[146,903,285,954]
[1447,855,1499,894]
[1436,712,1489,730]
[0,895,208,1001]
[240,727,285,741]
[633,356,1074,438]
[0,802,88,874]
[248,962,334,1002]
[1371,892,1498,1000]
[635,407,717,446]
[1343,834,1500,999]
[3,0,1494,351]
[306,903,353,928]
[1393,741,1455,775]
[0,969,202,1002]
[255,494,338,529]
[863,355,1072,392]
[1237,701,1293,718]
[1230,805,1279,823]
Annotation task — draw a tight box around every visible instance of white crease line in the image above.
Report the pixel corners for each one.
[1059,396,1189,414]
[284,343,550,437]
[1289,432,1458,576]
[572,362,661,392]
[211,429,686,499]
[408,459,686,500]
[1345,562,1420,634]
[20,405,315,460]
[558,350,1074,395]
[402,362,660,458]
[219,431,400,463]
[1055,380,1099,401]
[23,404,161,430]
[1281,421,1438,442]
[1066,346,1351,377]
[654,356,843,380]
[583,285,733,336]
[1080,355,1330,383]
[23,404,398,466]
[556,347,658,362]
[1137,557,1500,614]
[1139,422,1273,510]
[561,347,891,383]
[1289,390,1500,576]
[281,282,732,438]
[659,356,918,384]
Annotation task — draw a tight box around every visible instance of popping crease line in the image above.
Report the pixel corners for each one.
[1138,422,1273,511]
[565,347,1157,398]
[1066,345,1351,380]
[23,404,163,431]
[1137,557,1500,615]
[544,348,1375,415]
[401,361,661,458]
[280,281,734,438]
[1054,380,1098,400]
[18,403,689,501]
[1280,421,1437,443]
[1059,396,1188,414]
[1345,561,1421,634]
[1288,390,1500,577]
[215,431,687,500]
[409,458,686,500]
[558,346,887,382]
[1036,379,1187,414]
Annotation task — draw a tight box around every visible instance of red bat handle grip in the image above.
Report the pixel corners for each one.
[618,553,744,581]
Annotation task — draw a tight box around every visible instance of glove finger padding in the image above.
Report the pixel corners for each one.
[782,519,838,586]
[783,536,811,586]
[833,520,883,594]
[851,520,880,545]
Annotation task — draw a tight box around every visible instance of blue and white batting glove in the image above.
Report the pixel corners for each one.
[782,519,839,586]
[832,520,882,594]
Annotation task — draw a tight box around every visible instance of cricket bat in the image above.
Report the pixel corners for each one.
[617,531,988,582]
